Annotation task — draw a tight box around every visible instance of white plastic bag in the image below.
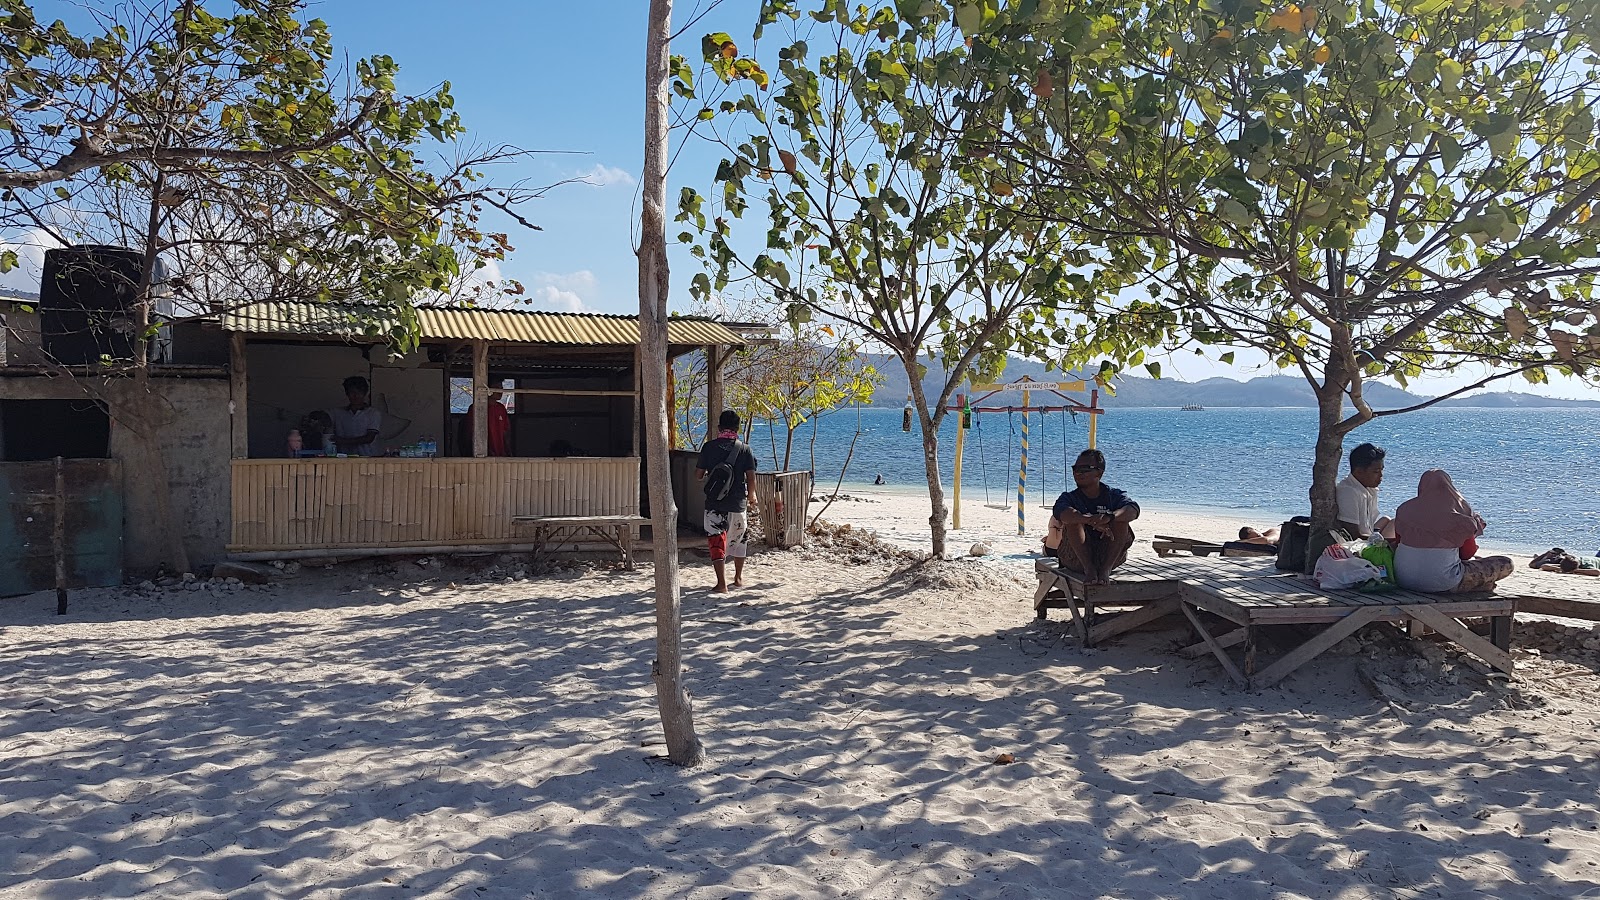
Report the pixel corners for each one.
[1313,543,1383,589]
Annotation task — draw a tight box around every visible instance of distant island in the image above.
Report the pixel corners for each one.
[860,354,1600,410]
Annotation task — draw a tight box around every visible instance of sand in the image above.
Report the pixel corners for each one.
[2,494,1599,898]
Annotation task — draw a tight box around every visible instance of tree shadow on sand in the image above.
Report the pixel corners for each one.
[1,559,1596,898]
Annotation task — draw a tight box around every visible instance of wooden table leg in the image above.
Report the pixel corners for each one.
[621,523,634,569]
[1490,614,1513,652]
[1180,602,1248,688]
[1062,581,1089,644]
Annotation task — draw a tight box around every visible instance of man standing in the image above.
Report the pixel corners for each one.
[1336,442,1392,539]
[1050,448,1140,586]
[331,375,382,457]
[465,391,512,456]
[696,410,758,593]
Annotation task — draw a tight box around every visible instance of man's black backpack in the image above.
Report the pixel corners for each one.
[703,439,745,502]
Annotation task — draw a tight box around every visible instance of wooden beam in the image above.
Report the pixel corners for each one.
[632,342,642,458]
[705,344,725,443]
[1086,596,1182,646]
[1404,604,1516,676]
[471,341,488,458]
[229,333,248,459]
[499,388,641,397]
[1181,602,1249,687]
[1252,605,1384,688]
[1512,594,1600,622]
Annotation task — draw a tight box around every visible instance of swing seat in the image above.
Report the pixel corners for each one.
[983,502,1011,510]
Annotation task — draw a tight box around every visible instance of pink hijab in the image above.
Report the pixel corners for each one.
[1394,470,1485,549]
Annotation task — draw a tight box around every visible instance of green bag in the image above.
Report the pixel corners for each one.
[1359,542,1396,585]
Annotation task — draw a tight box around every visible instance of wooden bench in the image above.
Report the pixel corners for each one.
[1036,554,1517,688]
[1034,556,1187,647]
[1152,534,1226,557]
[511,515,646,569]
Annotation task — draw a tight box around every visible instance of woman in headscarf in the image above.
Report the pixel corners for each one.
[1392,470,1515,592]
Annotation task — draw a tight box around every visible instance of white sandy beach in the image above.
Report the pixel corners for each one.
[2,496,1599,898]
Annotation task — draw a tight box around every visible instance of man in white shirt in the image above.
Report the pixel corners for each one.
[1335,442,1392,538]
[331,375,383,457]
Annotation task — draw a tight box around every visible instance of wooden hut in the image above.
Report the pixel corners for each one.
[221,301,745,559]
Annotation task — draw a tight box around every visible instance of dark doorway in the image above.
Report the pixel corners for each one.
[1,399,112,461]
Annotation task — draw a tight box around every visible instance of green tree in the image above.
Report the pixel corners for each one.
[728,321,879,472]
[0,0,536,570]
[679,1,1128,557]
[966,0,1600,560]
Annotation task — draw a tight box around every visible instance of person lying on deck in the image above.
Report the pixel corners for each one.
[1049,448,1140,586]
[1239,526,1280,546]
[1392,469,1514,593]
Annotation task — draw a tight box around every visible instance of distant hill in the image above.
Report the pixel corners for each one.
[861,354,1600,410]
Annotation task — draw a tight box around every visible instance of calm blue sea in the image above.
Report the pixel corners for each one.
[749,406,1600,553]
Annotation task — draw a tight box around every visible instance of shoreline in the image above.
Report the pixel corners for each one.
[818,482,1548,556]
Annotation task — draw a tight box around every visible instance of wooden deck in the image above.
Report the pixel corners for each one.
[1035,554,1517,689]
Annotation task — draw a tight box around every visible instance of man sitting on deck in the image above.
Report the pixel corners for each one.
[1050,449,1140,586]
[1336,442,1394,539]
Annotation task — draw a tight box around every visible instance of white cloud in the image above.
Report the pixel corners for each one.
[0,227,65,294]
[533,285,588,312]
[576,164,635,188]
[527,270,599,313]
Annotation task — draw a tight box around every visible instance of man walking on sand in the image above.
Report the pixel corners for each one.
[696,410,759,593]
[1050,448,1140,586]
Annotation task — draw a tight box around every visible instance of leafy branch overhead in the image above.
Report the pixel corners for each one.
[1,0,546,341]
[673,0,1143,556]
[961,0,1600,402]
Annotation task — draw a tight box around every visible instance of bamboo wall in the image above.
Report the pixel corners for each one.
[230,457,639,552]
[754,471,813,549]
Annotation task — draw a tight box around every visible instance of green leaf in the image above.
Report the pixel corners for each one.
[1219,352,1235,365]
[1144,361,1161,379]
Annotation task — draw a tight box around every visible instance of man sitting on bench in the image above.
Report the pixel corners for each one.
[1050,449,1140,586]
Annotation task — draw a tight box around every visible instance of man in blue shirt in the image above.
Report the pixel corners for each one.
[1050,448,1140,585]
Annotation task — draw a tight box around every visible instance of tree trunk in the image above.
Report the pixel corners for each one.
[640,0,703,767]
[127,166,190,575]
[1305,332,1356,571]
[905,360,947,558]
[782,421,795,471]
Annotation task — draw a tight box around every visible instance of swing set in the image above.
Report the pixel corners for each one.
[952,375,1105,535]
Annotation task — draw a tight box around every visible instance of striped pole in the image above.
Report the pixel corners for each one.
[1017,388,1029,535]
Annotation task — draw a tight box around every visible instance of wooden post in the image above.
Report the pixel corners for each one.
[54,455,67,616]
[952,394,965,530]
[471,341,488,458]
[633,343,643,457]
[705,344,724,443]
[1087,389,1099,449]
[666,364,678,450]
[229,333,248,459]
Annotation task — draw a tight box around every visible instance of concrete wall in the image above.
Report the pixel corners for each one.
[0,373,231,571]
[245,343,447,458]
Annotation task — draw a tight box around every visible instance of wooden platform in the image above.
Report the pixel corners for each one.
[1035,555,1517,689]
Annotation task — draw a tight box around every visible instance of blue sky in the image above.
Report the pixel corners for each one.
[5,1,1597,399]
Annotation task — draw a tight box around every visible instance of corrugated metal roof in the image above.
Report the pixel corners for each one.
[221,301,741,346]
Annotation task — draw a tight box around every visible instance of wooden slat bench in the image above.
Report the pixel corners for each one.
[1034,556,1188,647]
[1035,554,1517,688]
[511,515,647,569]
